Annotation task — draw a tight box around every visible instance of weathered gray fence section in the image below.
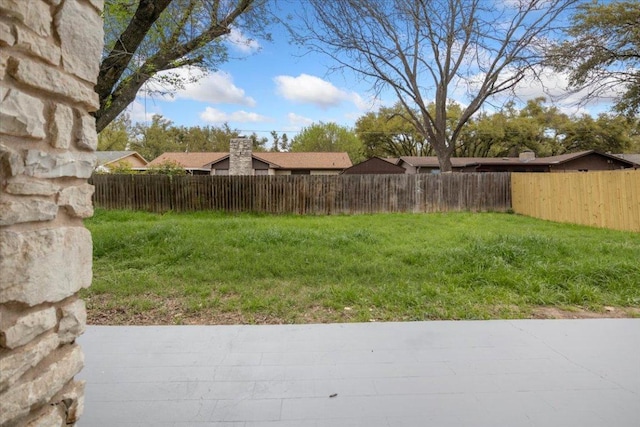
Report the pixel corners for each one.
[90,173,512,214]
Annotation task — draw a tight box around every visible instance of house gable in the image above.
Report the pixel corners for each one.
[95,151,148,170]
[342,157,406,174]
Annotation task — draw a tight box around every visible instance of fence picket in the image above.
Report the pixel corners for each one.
[90,173,512,215]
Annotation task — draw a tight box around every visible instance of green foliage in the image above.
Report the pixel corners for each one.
[355,98,637,158]
[547,1,640,116]
[144,160,187,175]
[249,132,268,152]
[98,113,132,151]
[128,114,241,161]
[85,210,640,324]
[355,103,430,158]
[290,122,364,163]
[270,131,290,152]
[109,163,137,174]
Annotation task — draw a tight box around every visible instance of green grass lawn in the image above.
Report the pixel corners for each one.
[83,209,640,324]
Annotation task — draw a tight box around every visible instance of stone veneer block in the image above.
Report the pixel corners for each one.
[0,21,15,46]
[24,149,96,179]
[50,103,74,149]
[5,176,61,196]
[55,0,103,82]
[56,379,85,424]
[0,306,57,349]
[0,332,60,392]
[14,26,61,66]
[75,112,98,151]
[0,53,7,80]
[0,143,25,177]
[7,56,100,110]
[58,183,94,218]
[0,199,58,226]
[24,404,66,427]
[0,88,46,139]
[58,299,87,344]
[87,0,104,12]
[0,0,51,37]
[0,345,84,425]
[0,227,93,306]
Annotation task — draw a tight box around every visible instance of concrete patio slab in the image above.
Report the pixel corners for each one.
[77,319,640,426]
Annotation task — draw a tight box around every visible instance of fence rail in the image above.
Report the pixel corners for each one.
[90,173,512,215]
[511,170,640,232]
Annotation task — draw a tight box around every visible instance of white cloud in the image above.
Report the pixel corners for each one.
[200,107,270,124]
[147,68,256,106]
[127,100,160,122]
[287,112,314,127]
[274,74,373,110]
[226,27,260,53]
[177,70,256,106]
[459,66,619,115]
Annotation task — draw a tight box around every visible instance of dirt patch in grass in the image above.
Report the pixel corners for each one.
[85,294,640,325]
[85,294,349,325]
[530,306,640,320]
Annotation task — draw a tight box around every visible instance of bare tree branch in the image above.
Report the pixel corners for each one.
[96,0,267,132]
[293,0,578,170]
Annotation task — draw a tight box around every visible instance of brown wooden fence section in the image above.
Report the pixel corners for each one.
[90,173,512,214]
[511,170,640,232]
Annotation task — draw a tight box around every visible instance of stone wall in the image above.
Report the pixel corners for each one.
[229,137,253,175]
[0,0,102,425]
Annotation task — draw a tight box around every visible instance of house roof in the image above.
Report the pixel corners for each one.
[614,153,640,165]
[252,152,352,169]
[149,152,353,170]
[147,152,227,169]
[398,150,638,168]
[398,156,485,168]
[342,157,406,174]
[96,151,148,166]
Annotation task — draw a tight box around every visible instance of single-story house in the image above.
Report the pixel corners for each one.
[614,153,640,165]
[95,151,148,172]
[146,152,227,174]
[397,150,639,174]
[341,157,406,174]
[146,152,353,175]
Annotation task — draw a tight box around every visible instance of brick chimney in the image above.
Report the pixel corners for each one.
[229,137,253,175]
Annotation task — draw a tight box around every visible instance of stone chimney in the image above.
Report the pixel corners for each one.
[519,150,535,161]
[229,137,253,175]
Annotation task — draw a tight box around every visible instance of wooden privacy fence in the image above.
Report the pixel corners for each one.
[90,173,512,214]
[511,170,640,232]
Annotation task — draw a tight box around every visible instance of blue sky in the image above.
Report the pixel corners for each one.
[127,9,388,145]
[125,1,615,149]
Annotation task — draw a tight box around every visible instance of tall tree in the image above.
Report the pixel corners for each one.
[457,98,634,157]
[130,115,181,160]
[355,103,431,158]
[96,0,270,132]
[97,113,133,151]
[290,122,364,163]
[293,0,578,171]
[249,132,268,152]
[280,133,289,152]
[179,123,241,151]
[270,130,281,152]
[546,1,640,116]
[129,115,242,160]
